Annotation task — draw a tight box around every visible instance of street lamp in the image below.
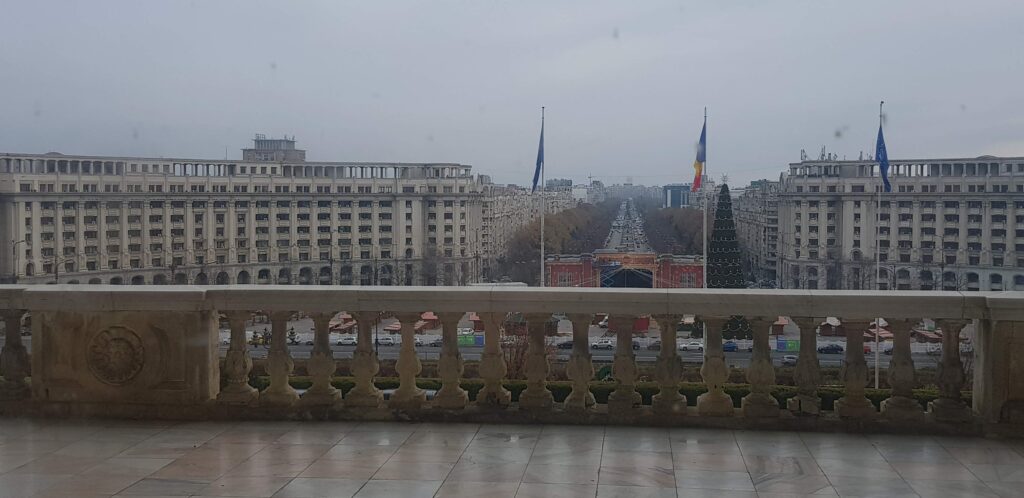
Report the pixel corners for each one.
[49,257,77,284]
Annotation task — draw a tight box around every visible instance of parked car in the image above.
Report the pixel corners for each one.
[863,344,872,354]
[591,339,614,350]
[337,336,357,346]
[883,346,893,355]
[414,336,423,347]
[782,355,798,366]
[598,317,609,328]
[556,341,574,349]
[679,341,704,352]
[632,340,640,350]
[647,340,662,351]
[377,336,396,346]
[722,341,738,352]
[817,344,843,354]
[427,337,444,347]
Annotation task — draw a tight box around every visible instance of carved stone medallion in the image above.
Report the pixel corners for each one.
[87,326,145,385]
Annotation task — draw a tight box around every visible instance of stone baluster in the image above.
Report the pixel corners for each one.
[346,312,383,407]
[652,314,685,414]
[0,309,30,399]
[217,310,258,404]
[476,312,510,407]
[742,317,780,418]
[880,319,923,420]
[434,312,468,409]
[607,315,641,416]
[262,310,299,405]
[697,316,734,416]
[929,319,972,422]
[564,313,595,411]
[519,312,554,410]
[390,312,426,410]
[303,312,341,405]
[835,319,875,418]
[787,317,822,415]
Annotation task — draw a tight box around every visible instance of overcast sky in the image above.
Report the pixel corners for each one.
[3,1,1023,187]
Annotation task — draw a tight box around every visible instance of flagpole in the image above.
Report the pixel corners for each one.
[874,100,884,389]
[702,107,708,290]
[539,107,546,287]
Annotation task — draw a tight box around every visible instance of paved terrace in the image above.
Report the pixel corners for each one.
[2,419,1023,498]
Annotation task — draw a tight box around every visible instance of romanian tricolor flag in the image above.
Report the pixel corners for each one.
[691,118,706,192]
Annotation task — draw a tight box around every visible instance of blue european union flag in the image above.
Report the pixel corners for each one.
[876,124,891,192]
[532,119,544,192]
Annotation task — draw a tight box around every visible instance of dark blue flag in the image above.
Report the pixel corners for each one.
[876,124,891,192]
[532,118,544,192]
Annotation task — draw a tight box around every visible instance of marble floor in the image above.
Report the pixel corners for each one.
[0,419,1022,498]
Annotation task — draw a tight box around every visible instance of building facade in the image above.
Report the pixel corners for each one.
[546,252,703,288]
[0,137,493,286]
[777,156,1024,292]
[662,184,691,208]
[735,179,780,286]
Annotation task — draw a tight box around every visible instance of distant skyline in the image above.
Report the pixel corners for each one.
[2,1,1022,187]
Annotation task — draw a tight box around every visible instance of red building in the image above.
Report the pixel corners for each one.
[546,251,703,288]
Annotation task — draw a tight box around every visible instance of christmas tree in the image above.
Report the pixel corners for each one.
[706,184,752,340]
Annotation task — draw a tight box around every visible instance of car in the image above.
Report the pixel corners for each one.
[647,340,662,350]
[722,341,738,352]
[427,338,444,347]
[863,344,872,354]
[782,355,798,366]
[414,336,423,347]
[679,341,704,352]
[556,341,574,349]
[883,346,893,355]
[598,318,609,328]
[817,344,844,354]
[632,340,640,350]
[377,336,396,346]
[591,339,614,350]
[337,336,357,346]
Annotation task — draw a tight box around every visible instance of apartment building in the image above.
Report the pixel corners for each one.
[480,184,576,279]
[0,136,491,286]
[734,179,780,286]
[777,156,1024,292]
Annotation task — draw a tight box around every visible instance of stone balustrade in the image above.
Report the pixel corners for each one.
[1,285,1023,435]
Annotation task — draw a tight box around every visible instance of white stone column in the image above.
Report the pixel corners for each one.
[564,313,595,411]
[434,312,468,409]
[835,319,876,419]
[607,315,641,416]
[929,319,972,422]
[0,309,30,399]
[519,312,554,410]
[262,310,299,405]
[697,316,734,416]
[302,312,341,405]
[652,314,685,414]
[881,319,923,421]
[787,317,821,415]
[345,311,383,407]
[742,317,779,418]
[390,312,426,410]
[476,312,510,407]
[217,310,258,405]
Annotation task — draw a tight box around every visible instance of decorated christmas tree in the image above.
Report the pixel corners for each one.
[707,184,752,340]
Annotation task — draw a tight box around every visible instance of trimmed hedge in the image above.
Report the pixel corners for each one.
[248,376,966,411]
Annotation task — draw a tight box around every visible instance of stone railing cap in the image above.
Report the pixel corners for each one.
[22,285,210,312]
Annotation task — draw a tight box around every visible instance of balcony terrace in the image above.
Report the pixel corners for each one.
[0,286,1023,495]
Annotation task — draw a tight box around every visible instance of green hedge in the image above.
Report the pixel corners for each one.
[248,376,965,411]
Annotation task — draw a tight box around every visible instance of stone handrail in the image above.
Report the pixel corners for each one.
[1,285,1022,434]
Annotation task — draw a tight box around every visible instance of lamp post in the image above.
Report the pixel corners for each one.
[50,257,76,284]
